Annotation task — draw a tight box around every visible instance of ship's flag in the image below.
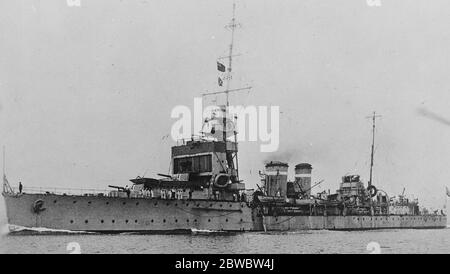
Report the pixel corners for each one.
[446,186,450,197]
[217,61,226,72]
[218,77,223,86]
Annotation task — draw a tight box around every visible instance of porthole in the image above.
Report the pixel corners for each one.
[101,220,104,223]
[208,219,211,222]
[194,219,197,222]
[186,219,189,223]
[88,201,92,205]
[175,204,177,207]
[154,202,157,206]
[112,220,115,223]
[85,220,88,224]
[186,203,189,207]
[53,200,57,204]
[229,204,232,207]
[125,220,129,223]
[151,219,154,223]
[136,202,139,206]
[106,202,109,205]
[135,220,138,223]
[73,201,77,204]
[70,220,74,224]
[122,202,126,205]
[220,204,223,207]
[163,219,166,223]
[226,219,228,222]
[240,219,243,222]
[209,204,213,207]
[166,203,169,206]
[175,219,178,223]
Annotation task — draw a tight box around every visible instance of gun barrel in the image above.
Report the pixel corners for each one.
[108,185,125,190]
[157,173,173,178]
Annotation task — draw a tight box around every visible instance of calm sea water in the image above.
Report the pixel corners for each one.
[1,228,450,254]
[1,197,449,254]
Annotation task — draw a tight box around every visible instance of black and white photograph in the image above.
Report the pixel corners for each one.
[0,0,449,258]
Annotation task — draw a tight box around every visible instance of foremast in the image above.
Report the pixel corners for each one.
[202,2,251,183]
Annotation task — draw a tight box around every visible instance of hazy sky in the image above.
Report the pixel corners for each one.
[1,0,450,209]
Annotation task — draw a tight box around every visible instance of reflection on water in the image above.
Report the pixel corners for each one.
[1,228,449,254]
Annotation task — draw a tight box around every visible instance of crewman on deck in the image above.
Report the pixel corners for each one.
[125,185,130,198]
[18,182,23,194]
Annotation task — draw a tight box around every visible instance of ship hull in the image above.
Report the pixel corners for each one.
[260,215,447,230]
[2,193,256,233]
[3,193,446,232]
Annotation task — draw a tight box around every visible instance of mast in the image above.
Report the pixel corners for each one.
[367,111,381,187]
[225,1,237,105]
[202,1,251,142]
[201,2,251,183]
[223,1,238,142]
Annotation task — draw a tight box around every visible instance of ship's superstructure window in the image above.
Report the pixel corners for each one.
[173,155,212,174]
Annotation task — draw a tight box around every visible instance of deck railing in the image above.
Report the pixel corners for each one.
[10,186,111,197]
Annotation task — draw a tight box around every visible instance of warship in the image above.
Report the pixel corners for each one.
[2,4,447,233]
